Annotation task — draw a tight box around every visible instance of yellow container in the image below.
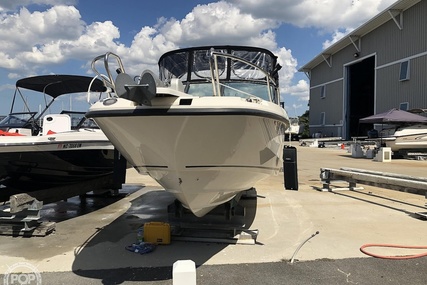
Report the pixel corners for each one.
[143,222,171,245]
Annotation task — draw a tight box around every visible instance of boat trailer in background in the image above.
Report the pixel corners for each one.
[320,167,427,195]
[0,193,54,236]
[0,149,127,236]
[0,175,118,237]
[320,167,427,219]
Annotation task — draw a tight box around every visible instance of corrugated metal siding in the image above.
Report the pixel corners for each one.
[375,65,401,110]
[409,56,427,107]
[323,81,344,123]
[309,44,355,86]
[308,0,427,138]
[376,55,427,110]
[363,1,427,66]
[301,0,421,71]
[309,80,343,137]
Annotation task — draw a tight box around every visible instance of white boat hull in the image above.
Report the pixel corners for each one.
[87,46,290,217]
[89,97,287,216]
[384,124,427,153]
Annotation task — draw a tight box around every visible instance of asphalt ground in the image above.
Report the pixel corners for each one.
[1,142,427,284]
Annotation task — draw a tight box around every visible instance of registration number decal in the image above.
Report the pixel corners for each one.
[58,143,82,149]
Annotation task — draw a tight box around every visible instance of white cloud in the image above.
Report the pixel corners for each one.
[119,1,286,75]
[0,2,286,75]
[322,28,354,49]
[131,26,169,60]
[0,5,86,69]
[284,79,309,100]
[7,73,20,79]
[0,1,307,112]
[230,0,397,32]
[281,79,309,114]
[275,47,297,85]
[61,20,124,58]
[158,2,279,48]
[273,47,310,106]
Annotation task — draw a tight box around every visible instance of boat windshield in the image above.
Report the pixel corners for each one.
[0,112,38,130]
[60,111,100,129]
[159,46,281,104]
[187,82,274,102]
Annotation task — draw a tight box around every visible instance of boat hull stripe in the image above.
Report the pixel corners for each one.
[86,108,288,123]
[185,165,278,170]
[135,165,279,171]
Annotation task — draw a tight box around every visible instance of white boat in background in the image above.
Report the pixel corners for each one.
[386,109,427,155]
[0,75,118,190]
[86,46,290,217]
[360,108,427,156]
[383,124,427,155]
[285,117,303,140]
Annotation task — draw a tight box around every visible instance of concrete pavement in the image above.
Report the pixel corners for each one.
[1,143,427,284]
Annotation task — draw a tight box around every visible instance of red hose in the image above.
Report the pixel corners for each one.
[360,244,427,259]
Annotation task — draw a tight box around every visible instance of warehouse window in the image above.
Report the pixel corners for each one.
[399,60,410,81]
[320,85,326,98]
[320,112,325,125]
[399,102,409,111]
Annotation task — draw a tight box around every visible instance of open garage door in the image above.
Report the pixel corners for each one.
[345,56,375,139]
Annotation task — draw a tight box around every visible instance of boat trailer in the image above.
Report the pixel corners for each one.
[0,193,55,236]
[167,188,259,244]
[320,167,427,195]
[320,167,427,219]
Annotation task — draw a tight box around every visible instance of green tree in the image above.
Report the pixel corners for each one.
[298,110,310,138]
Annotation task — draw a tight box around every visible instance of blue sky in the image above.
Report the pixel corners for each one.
[0,0,397,117]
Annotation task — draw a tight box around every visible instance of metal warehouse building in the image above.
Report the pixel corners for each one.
[300,0,427,140]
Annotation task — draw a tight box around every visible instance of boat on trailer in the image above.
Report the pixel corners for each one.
[360,108,427,157]
[382,124,427,156]
[285,117,303,141]
[86,46,290,217]
[0,75,118,190]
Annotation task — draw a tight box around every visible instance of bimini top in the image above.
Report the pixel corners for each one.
[16,75,106,98]
[359,108,427,124]
[158,45,281,85]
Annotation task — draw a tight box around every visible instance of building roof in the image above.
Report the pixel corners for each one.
[299,0,421,72]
